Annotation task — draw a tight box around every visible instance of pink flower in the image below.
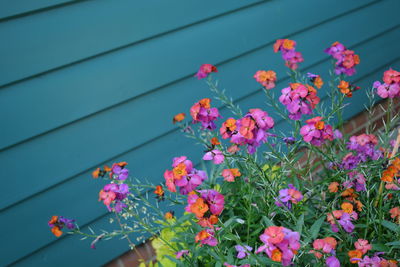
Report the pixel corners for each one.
[354,239,372,254]
[203,149,225,164]
[195,64,218,79]
[254,70,277,89]
[264,226,285,244]
[195,229,218,246]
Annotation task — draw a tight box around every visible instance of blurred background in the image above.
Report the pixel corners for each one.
[0,0,399,266]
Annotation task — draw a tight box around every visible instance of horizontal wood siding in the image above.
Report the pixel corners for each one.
[1,0,399,266]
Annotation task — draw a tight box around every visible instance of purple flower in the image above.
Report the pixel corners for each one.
[111,164,129,181]
[326,256,340,267]
[338,213,355,233]
[58,216,76,230]
[283,137,296,145]
[235,244,252,259]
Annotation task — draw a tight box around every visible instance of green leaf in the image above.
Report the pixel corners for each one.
[296,214,305,236]
[262,216,275,227]
[310,217,325,239]
[381,220,400,233]
[385,240,400,246]
[372,243,390,252]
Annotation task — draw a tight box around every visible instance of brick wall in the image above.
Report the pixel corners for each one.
[105,98,400,267]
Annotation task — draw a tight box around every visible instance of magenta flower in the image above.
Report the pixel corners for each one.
[164,156,207,195]
[300,117,335,146]
[195,64,218,79]
[234,244,252,259]
[199,189,225,215]
[175,250,189,259]
[256,226,300,266]
[326,256,340,267]
[275,184,303,209]
[203,149,225,164]
[190,98,221,130]
[325,42,360,76]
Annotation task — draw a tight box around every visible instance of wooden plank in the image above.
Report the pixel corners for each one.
[0,0,74,20]
[0,1,397,210]
[0,0,381,150]
[0,0,263,86]
[10,58,400,267]
[1,130,198,266]
[2,27,399,265]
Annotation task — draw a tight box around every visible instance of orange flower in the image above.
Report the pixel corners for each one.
[392,157,400,171]
[172,163,187,180]
[49,216,58,225]
[338,80,350,94]
[328,182,339,193]
[92,168,101,178]
[315,121,325,130]
[173,113,185,124]
[211,137,221,146]
[354,200,363,211]
[51,226,63,237]
[104,165,111,172]
[271,248,283,262]
[190,198,209,218]
[225,118,237,131]
[154,185,164,197]
[341,202,353,213]
[116,162,128,167]
[199,98,211,109]
[283,39,295,50]
[348,250,363,263]
[195,230,210,243]
[164,211,174,220]
[341,188,355,197]
[381,169,395,182]
[314,76,323,89]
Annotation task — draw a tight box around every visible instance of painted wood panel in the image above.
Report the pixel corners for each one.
[0,0,377,149]
[2,0,400,266]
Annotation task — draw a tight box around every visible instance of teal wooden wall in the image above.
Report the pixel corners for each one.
[1,0,399,266]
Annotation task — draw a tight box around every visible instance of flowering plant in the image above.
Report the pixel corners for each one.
[50,39,400,266]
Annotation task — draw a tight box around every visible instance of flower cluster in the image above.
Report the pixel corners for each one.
[253,70,277,89]
[190,98,220,130]
[300,117,334,146]
[340,134,382,169]
[307,72,324,89]
[324,42,360,76]
[220,109,274,154]
[273,39,304,70]
[310,237,339,267]
[99,183,129,213]
[275,184,303,209]
[195,64,218,79]
[337,80,360,98]
[48,216,76,237]
[373,68,400,98]
[186,190,224,227]
[347,239,372,264]
[256,226,300,266]
[342,171,367,192]
[279,83,320,120]
[327,208,358,233]
[164,156,207,195]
